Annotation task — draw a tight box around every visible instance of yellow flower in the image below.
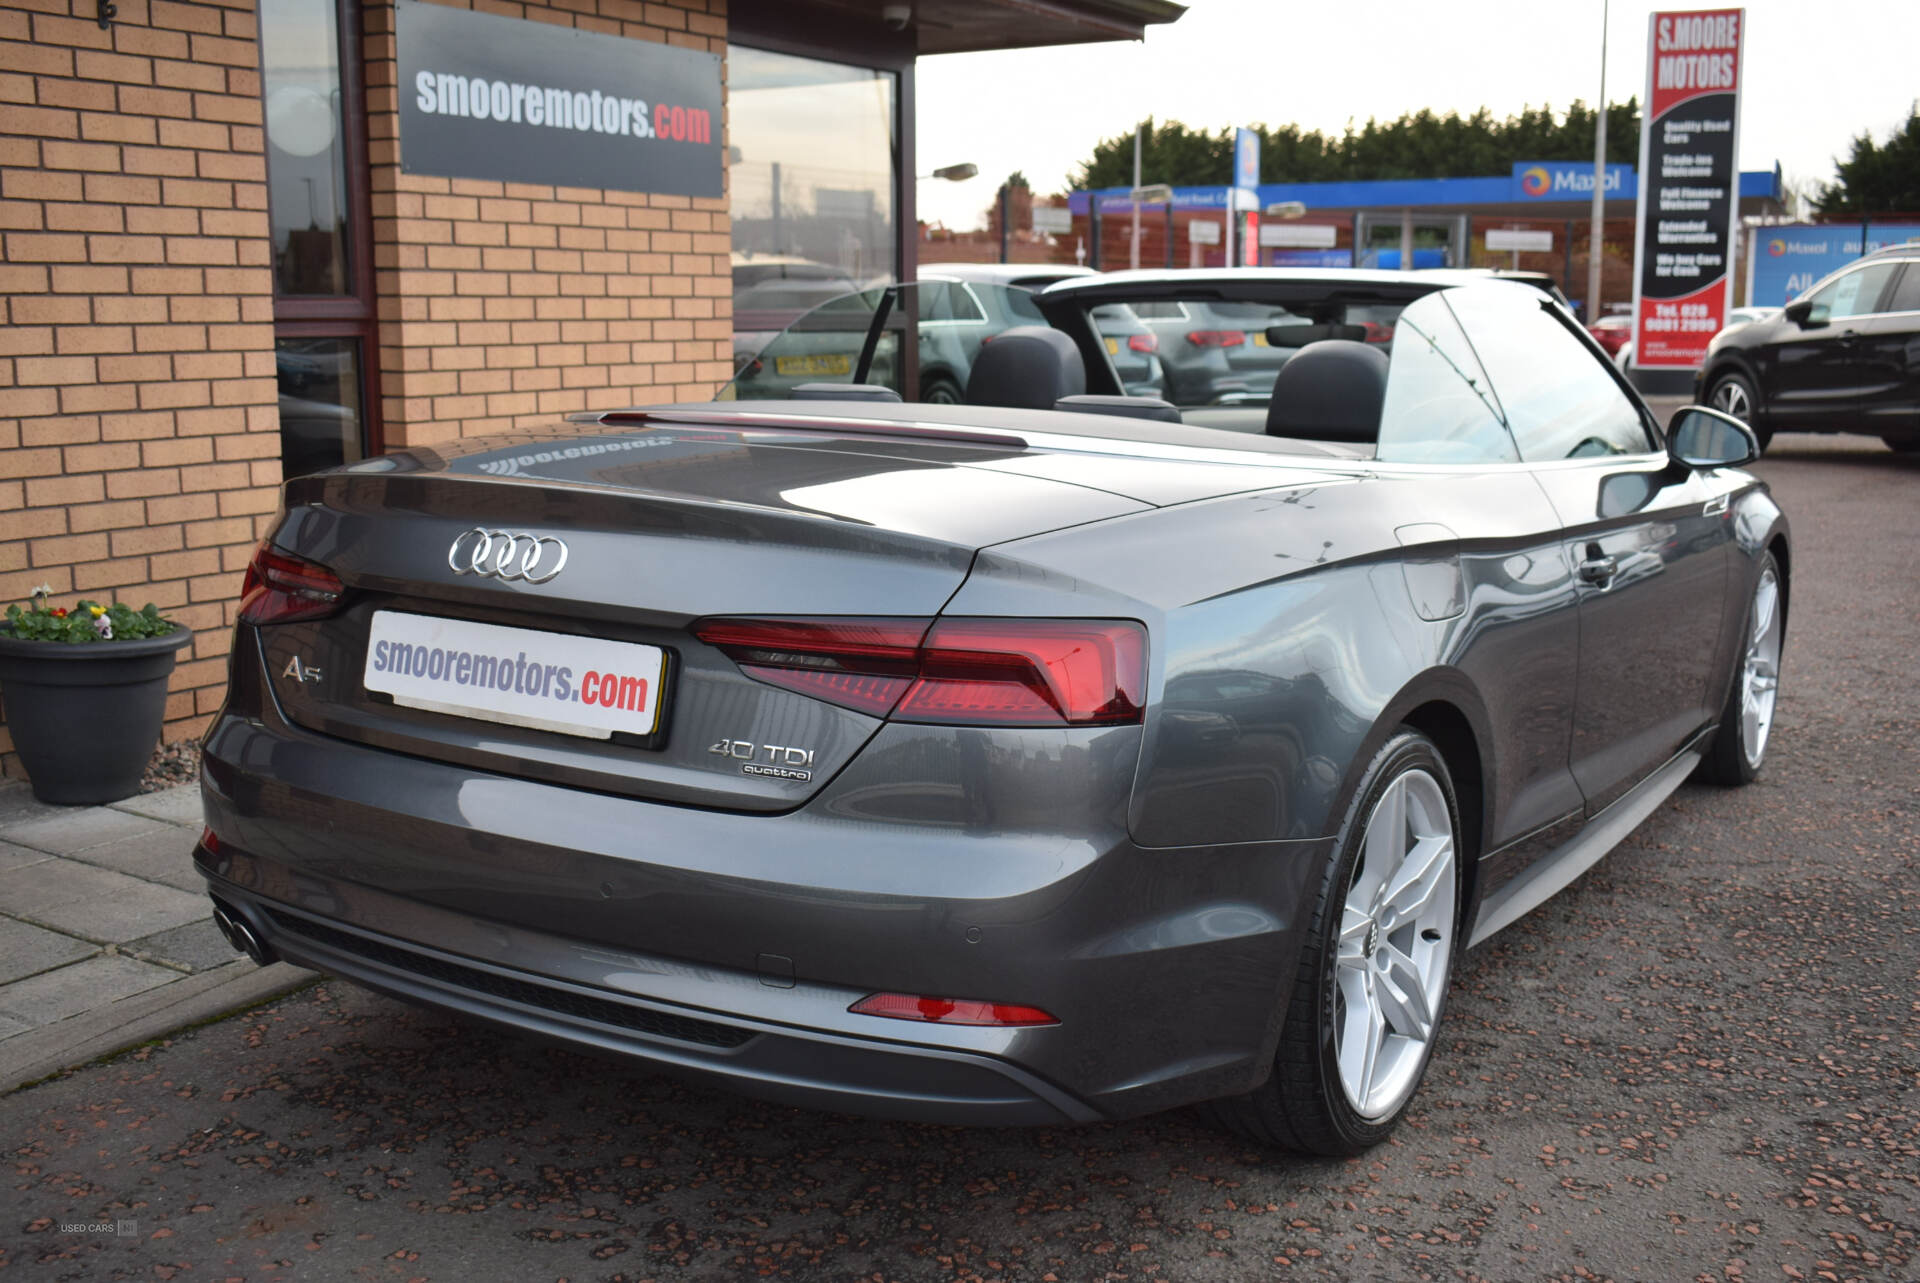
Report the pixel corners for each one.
[88,605,105,617]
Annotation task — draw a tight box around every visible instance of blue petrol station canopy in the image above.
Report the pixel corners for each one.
[1068,160,1785,215]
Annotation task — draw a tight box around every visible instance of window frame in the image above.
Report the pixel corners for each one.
[1803,260,1903,325]
[259,0,383,457]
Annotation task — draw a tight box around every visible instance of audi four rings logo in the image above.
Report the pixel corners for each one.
[447,529,569,583]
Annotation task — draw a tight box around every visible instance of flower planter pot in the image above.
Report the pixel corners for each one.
[0,625,194,805]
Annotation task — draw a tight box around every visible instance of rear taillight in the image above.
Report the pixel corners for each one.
[1360,321,1395,345]
[850,992,1059,1027]
[693,616,1146,727]
[1186,329,1245,348]
[688,617,924,716]
[238,542,343,625]
[1127,332,1158,353]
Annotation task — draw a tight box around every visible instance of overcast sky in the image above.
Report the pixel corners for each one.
[915,0,1919,230]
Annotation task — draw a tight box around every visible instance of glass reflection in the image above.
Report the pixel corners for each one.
[728,45,897,360]
[277,337,362,477]
[261,0,351,295]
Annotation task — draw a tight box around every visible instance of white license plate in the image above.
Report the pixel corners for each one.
[365,611,665,740]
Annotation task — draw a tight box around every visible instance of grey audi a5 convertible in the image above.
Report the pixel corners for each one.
[200,271,1788,1154]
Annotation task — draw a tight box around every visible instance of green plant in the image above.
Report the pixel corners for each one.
[4,585,177,644]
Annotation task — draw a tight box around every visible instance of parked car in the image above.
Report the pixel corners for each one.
[920,263,1165,399]
[724,279,1056,403]
[1587,314,1633,357]
[1694,243,1920,451]
[730,253,859,374]
[201,270,1787,1158]
[1615,306,1778,373]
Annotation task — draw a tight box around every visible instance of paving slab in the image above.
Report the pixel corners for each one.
[0,841,48,875]
[0,917,96,985]
[0,807,172,856]
[0,782,62,829]
[0,859,209,944]
[0,954,180,1029]
[0,959,312,1091]
[61,824,202,892]
[108,784,203,828]
[126,919,240,973]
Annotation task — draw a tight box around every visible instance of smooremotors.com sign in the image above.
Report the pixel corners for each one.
[397,1,723,198]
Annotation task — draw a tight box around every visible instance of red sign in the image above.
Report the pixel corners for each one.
[1241,211,1260,267]
[1629,9,1744,368]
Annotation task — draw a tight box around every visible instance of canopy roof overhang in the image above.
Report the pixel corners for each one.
[761,0,1188,55]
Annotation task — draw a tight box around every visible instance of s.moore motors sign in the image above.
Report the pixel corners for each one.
[396,1,723,198]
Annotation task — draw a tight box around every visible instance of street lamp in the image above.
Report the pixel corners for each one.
[920,162,978,181]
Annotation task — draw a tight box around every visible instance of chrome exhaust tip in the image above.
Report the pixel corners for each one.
[209,899,275,967]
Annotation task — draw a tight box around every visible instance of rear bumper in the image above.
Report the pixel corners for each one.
[201,673,1328,1123]
[203,870,1095,1124]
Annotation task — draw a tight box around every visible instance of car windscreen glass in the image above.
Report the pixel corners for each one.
[1376,292,1515,464]
[1442,281,1652,461]
[716,280,1064,405]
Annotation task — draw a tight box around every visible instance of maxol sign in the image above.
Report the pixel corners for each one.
[1511,162,1633,201]
[1747,223,1920,306]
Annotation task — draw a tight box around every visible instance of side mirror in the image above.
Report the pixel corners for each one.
[1668,405,1759,470]
[1782,298,1817,326]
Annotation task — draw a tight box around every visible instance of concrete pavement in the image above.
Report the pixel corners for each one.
[0,779,310,1092]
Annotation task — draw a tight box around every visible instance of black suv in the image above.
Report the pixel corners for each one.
[1696,242,1920,452]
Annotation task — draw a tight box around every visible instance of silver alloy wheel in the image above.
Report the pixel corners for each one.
[1333,767,1457,1120]
[1739,566,1783,767]
[1711,376,1752,422]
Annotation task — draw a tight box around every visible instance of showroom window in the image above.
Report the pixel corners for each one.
[727,43,900,345]
[260,0,379,477]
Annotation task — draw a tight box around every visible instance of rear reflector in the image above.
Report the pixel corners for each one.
[1186,329,1246,348]
[850,992,1059,1027]
[693,616,1146,726]
[238,543,343,625]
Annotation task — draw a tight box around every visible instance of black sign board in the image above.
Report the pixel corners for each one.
[397,1,723,199]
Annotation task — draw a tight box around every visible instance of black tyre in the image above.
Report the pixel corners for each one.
[1699,551,1785,785]
[920,375,963,405]
[1707,370,1771,452]
[1880,436,1920,453]
[1206,729,1464,1154]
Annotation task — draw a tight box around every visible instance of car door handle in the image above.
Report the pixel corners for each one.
[1577,554,1618,586]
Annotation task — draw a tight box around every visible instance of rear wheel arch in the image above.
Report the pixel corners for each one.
[1398,699,1487,927]
[1334,680,1492,928]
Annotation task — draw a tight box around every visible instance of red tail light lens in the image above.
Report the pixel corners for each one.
[850,992,1059,1027]
[238,542,343,625]
[693,616,1147,727]
[1360,321,1395,345]
[1126,332,1159,353]
[691,617,925,716]
[1186,329,1245,348]
[898,619,1144,726]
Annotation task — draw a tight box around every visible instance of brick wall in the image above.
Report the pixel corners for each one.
[0,0,733,786]
[362,0,732,451]
[0,0,282,778]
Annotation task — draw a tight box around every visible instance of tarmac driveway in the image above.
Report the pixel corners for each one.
[2,433,1916,1283]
